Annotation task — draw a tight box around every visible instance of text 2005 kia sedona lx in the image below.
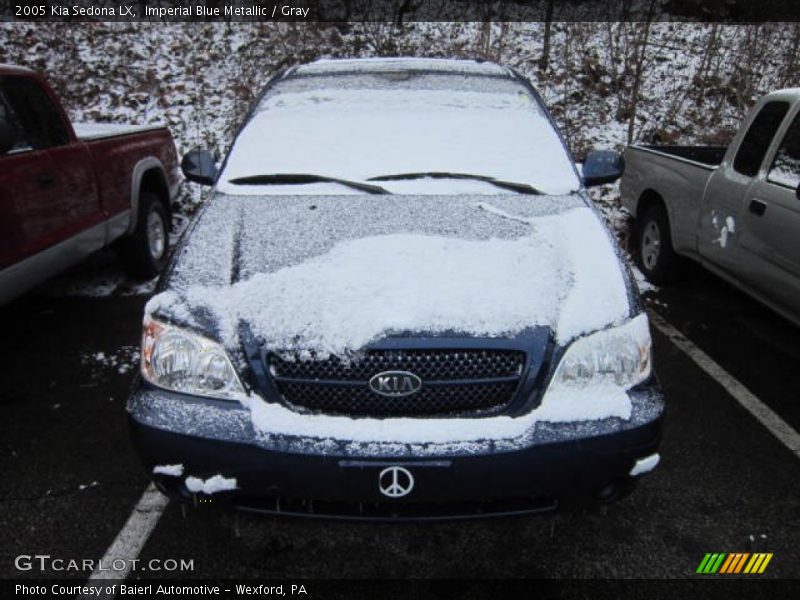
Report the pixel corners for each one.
[128,58,663,519]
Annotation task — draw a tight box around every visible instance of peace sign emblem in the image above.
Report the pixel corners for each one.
[378,466,415,498]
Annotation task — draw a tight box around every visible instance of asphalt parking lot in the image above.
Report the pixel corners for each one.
[1,257,798,584]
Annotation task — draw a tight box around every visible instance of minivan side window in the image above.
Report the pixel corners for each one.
[733,101,789,177]
[767,111,800,190]
[0,75,69,151]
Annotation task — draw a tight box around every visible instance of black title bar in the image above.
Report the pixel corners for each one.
[3,0,800,23]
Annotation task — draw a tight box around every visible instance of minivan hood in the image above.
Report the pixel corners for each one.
[149,193,633,354]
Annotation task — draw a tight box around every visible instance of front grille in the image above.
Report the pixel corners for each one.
[275,380,520,417]
[265,348,526,418]
[269,349,524,381]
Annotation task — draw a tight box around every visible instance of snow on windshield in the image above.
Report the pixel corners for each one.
[217,72,580,196]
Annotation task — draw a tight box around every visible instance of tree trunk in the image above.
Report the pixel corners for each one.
[627,2,656,145]
[539,0,555,72]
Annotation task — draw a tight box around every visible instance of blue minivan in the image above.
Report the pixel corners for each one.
[128,58,663,519]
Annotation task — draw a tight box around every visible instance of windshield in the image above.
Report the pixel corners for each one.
[217,71,580,196]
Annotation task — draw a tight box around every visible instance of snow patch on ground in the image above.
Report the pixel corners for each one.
[632,265,658,294]
[185,474,238,494]
[153,464,184,477]
[33,214,189,299]
[37,263,158,298]
[81,346,140,376]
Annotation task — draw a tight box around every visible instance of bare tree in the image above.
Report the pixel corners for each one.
[779,24,800,89]
[539,0,555,72]
[626,1,656,144]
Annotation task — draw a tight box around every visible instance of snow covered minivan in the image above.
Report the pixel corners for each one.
[128,58,664,519]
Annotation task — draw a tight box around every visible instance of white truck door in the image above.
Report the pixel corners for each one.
[698,100,791,281]
[739,105,800,317]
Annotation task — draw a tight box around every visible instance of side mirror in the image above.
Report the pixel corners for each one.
[796,182,800,202]
[0,119,17,155]
[582,150,625,187]
[181,148,217,186]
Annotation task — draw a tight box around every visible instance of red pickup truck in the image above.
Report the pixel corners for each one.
[0,64,180,305]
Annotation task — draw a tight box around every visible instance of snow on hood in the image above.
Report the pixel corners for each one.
[149,193,631,354]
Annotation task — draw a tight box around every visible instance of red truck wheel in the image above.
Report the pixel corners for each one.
[119,192,169,278]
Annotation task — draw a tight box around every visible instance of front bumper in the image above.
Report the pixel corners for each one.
[127,383,664,520]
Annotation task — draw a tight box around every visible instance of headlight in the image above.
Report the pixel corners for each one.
[141,317,248,401]
[546,313,652,394]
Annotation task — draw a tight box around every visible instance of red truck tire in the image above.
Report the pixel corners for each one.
[119,192,169,278]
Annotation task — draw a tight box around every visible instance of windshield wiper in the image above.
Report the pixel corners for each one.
[229,174,390,195]
[367,172,543,195]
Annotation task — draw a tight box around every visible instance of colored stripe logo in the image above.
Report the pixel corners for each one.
[696,553,773,574]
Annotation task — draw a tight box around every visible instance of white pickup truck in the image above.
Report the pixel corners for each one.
[621,88,800,327]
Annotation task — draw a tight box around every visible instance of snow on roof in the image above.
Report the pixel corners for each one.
[294,57,511,77]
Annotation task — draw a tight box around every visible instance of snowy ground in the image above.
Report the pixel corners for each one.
[32,212,191,299]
